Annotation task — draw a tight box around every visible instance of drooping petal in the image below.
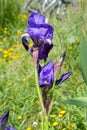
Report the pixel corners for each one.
[0,110,9,129]
[56,72,72,84]
[22,33,30,50]
[39,61,54,87]
[5,126,16,130]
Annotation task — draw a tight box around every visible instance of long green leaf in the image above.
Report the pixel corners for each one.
[62,97,87,108]
[80,35,87,84]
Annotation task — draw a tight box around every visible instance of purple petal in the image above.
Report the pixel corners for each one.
[5,126,16,130]
[28,13,45,28]
[26,23,53,45]
[39,41,53,61]
[56,72,72,84]
[22,34,30,50]
[0,110,9,129]
[39,61,54,87]
[30,40,53,61]
[39,24,54,39]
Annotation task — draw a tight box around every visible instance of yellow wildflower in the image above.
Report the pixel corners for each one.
[23,14,27,19]
[8,52,12,56]
[4,27,8,31]
[58,114,63,118]
[20,43,22,47]
[4,30,7,34]
[68,45,73,50]
[0,48,3,52]
[17,31,22,35]
[59,110,66,115]
[15,54,20,58]
[26,127,31,130]
[52,121,58,127]
[9,82,13,87]
[10,55,20,59]
[0,42,3,45]
[9,48,14,52]
[3,38,7,41]
[51,114,56,118]
[4,27,8,33]
[17,14,21,19]
[29,43,33,48]
[3,54,8,58]
[3,50,8,54]
[67,124,73,130]
[22,78,27,82]
[17,116,22,120]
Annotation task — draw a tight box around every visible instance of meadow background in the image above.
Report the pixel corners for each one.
[0,0,87,129]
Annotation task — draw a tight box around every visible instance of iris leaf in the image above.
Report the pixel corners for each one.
[80,35,87,84]
[62,97,87,108]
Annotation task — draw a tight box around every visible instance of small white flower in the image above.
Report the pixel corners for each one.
[32,121,37,127]
[39,111,42,116]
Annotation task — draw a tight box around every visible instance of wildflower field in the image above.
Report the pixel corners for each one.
[0,0,87,130]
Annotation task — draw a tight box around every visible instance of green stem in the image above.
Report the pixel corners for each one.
[51,78,56,96]
[34,66,44,130]
[45,115,49,130]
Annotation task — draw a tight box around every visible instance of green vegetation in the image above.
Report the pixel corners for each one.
[0,0,87,129]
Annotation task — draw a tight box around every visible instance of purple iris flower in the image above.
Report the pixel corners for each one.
[26,13,54,41]
[38,61,72,87]
[0,110,16,130]
[22,12,54,61]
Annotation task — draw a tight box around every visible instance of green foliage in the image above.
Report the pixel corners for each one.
[62,97,87,108]
[0,0,87,129]
[80,35,87,85]
[0,0,23,30]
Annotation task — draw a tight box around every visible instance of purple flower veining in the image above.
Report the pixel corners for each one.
[0,110,16,130]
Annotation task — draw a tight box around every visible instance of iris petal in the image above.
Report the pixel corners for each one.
[39,41,53,61]
[22,34,30,50]
[0,110,16,130]
[5,126,16,130]
[0,110,9,129]
[39,61,54,87]
[56,72,72,84]
[28,13,45,28]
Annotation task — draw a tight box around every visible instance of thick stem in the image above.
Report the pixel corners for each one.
[45,115,49,130]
